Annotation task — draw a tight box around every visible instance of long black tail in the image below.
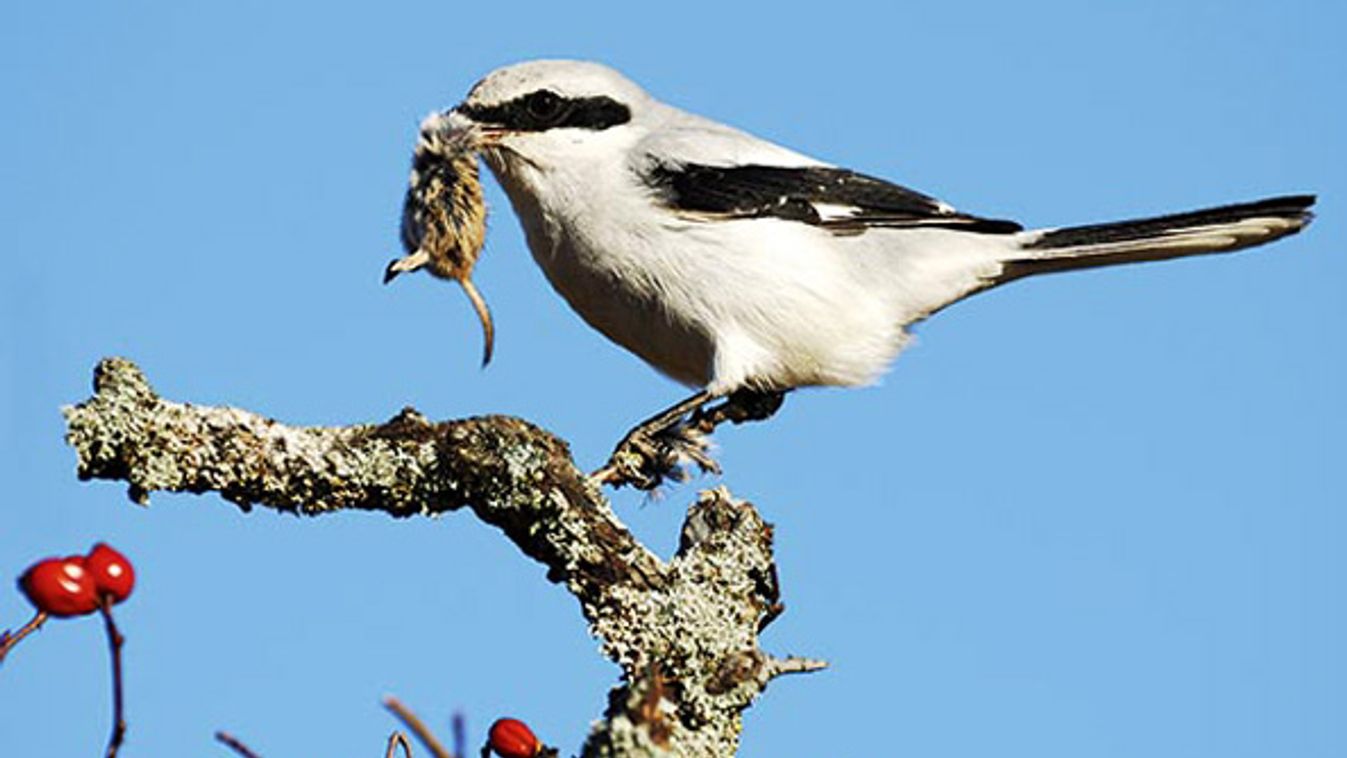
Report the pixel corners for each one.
[1000,194,1315,280]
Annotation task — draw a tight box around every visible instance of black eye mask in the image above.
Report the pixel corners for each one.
[459,89,631,132]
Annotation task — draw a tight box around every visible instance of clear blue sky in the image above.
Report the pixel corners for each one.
[2,2,1342,756]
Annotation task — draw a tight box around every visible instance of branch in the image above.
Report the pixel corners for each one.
[383,697,452,758]
[0,611,48,665]
[215,731,263,758]
[386,731,413,758]
[63,358,823,757]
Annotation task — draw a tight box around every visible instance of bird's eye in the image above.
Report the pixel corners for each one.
[525,90,565,123]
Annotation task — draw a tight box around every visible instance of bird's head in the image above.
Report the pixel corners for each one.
[388,61,650,368]
[429,60,650,178]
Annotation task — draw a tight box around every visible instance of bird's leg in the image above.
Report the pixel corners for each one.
[689,388,787,432]
[591,388,788,490]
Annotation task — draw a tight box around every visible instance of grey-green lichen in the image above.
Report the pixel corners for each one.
[62,358,824,757]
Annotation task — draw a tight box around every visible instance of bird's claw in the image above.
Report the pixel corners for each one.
[592,422,719,491]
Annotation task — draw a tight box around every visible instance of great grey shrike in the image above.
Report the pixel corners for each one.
[413,59,1314,489]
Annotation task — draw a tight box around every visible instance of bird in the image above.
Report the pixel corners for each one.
[421,59,1315,489]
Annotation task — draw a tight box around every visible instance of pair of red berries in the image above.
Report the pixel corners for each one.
[19,543,136,617]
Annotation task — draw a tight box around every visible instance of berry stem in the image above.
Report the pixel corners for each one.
[100,599,126,758]
[0,610,48,666]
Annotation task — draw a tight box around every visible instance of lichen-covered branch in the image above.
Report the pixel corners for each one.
[63,358,823,757]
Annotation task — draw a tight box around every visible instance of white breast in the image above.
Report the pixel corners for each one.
[486,146,718,386]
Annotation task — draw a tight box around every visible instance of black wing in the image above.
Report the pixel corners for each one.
[644,161,1022,234]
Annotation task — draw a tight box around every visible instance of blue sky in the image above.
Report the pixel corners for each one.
[2,2,1342,756]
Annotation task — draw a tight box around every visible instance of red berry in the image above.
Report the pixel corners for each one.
[19,556,99,617]
[85,543,135,603]
[488,717,539,758]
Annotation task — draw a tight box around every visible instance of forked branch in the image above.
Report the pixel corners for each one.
[63,358,823,757]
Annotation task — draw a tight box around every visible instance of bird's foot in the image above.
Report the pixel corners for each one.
[591,419,720,491]
[589,389,787,491]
